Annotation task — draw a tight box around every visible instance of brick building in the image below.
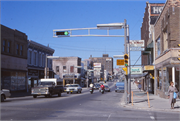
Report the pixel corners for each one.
[1,24,28,91]
[141,2,164,93]
[154,0,180,98]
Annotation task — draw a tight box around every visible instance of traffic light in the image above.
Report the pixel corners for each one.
[178,44,180,47]
[124,54,129,67]
[122,67,128,75]
[56,31,69,36]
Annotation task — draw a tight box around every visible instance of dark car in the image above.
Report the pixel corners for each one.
[115,82,124,92]
[94,83,100,89]
[104,85,110,92]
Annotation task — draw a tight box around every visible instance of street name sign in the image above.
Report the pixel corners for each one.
[117,59,124,66]
[131,67,142,74]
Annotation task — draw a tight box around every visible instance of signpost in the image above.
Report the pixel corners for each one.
[117,59,124,66]
[130,40,144,51]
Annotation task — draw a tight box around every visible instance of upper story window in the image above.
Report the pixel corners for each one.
[56,66,59,72]
[70,66,74,73]
[34,52,37,66]
[42,54,44,67]
[157,37,161,56]
[7,41,11,53]
[3,40,6,52]
[39,53,41,67]
[63,66,66,73]
[29,51,32,65]
[16,44,19,55]
[20,45,23,56]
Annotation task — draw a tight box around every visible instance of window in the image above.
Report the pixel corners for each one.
[16,44,19,55]
[157,37,161,56]
[3,40,6,52]
[56,66,59,72]
[34,52,37,65]
[29,51,32,64]
[63,66,66,73]
[70,66,74,73]
[42,54,44,67]
[20,45,23,56]
[163,29,168,50]
[7,41,10,53]
[39,53,41,67]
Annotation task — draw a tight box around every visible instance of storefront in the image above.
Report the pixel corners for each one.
[63,74,81,86]
[1,70,27,91]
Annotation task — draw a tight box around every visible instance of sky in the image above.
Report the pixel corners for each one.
[1,0,166,68]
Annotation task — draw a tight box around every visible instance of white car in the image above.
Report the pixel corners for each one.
[65,84,82,94]
[1,89,11,102]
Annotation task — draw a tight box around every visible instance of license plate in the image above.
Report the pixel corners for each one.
[64,90,66,91]
[71,91,73,92]
[90,90,92,91]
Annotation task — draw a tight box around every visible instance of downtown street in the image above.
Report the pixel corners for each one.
[1,81,179,121]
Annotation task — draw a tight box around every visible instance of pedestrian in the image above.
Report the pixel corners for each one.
[138,83,141,91]
[168,81,178,109]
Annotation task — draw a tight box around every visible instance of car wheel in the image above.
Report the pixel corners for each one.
[33,95,37,98]
[58,92,61,97]
[71,92,72,94]
[80,90,81,93]
[45,95,48,98]
[1,95,5,102]
[49,93,52,98]
[67,92,69,94]
[115,90,117,92]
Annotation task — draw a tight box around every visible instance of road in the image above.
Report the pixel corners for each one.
[1,82,180,121]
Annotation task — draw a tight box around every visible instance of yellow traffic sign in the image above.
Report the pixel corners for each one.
[117,59,124,66]
[122,67,128,75]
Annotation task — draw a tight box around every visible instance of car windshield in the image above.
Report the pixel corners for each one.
[105,85,109,88]
[39,82,54,85]
[96,84,100,86]
[69,85,78,87]
[116,82,124,86]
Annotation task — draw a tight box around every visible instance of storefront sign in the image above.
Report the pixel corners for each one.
[131,67,142,74]
[144,66,154,71]
[93,63,101,68]
[130,40,144,47]
[28,69,38,76]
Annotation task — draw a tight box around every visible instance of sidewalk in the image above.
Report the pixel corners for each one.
[120,82,180,113]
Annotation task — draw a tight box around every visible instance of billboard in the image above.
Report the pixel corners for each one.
[93,63,101,68]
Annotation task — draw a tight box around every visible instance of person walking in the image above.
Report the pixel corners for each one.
[168,81,178,109]
[138,83,142,91]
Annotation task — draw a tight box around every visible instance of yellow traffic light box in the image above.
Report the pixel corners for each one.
[122,67,128,75]
[124,54,129,67]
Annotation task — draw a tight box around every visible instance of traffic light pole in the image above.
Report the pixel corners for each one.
[124,19,128,105]
[127,25,131,103]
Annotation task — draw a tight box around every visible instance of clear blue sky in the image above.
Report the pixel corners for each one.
[1,0,166,68]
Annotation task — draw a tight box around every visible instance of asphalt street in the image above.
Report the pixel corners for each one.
[1,82,180,121]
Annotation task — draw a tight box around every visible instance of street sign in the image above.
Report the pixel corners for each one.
[117,59,124,66]
[130,47,145,51]
[131,67,142,74]
[130,40,144,47]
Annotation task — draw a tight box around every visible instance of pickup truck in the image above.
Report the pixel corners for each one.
[31,78,64,98]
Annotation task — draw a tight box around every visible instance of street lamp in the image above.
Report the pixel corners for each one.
[97,23,124,30]
[113,55,124,58]
[73,66,82,84]
[45,56,59,79]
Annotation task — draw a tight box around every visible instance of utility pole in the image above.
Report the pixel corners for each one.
[124,19,128,104]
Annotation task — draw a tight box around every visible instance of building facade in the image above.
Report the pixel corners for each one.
[52,57,82,86]
[154,0,180,98]
[89,54,113,81]
[1,24,28,91]
[141,2,164,94]
[27,40,55,90]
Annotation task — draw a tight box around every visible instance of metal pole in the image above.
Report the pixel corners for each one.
[127,25,131,103]
[87,71,88,88]
[124,19,128,104]
[45,54,47,79]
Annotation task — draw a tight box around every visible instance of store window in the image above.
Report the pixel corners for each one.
[157,69,162,90]
[7,41,11,53]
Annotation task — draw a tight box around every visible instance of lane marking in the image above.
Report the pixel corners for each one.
[107,113,112,121]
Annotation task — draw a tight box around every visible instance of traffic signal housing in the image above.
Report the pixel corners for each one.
[56,31,69,36]
[124,54,129,67]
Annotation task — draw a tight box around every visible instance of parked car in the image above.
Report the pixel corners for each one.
[65,84,82,94]
[1,89,11,102]
[115,82,124,92]
[104,85,110,92]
